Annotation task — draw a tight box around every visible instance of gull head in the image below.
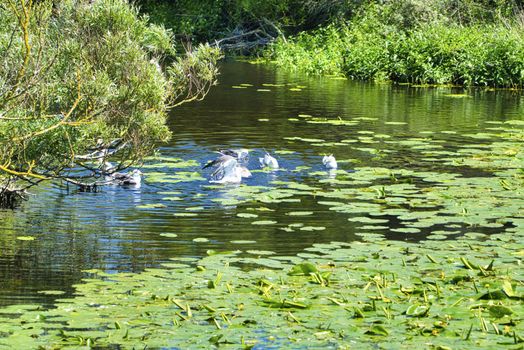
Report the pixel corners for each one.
[219,148,250,162]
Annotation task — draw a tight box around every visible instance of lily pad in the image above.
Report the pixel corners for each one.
[251,220,277,225]
[159,233,178,238]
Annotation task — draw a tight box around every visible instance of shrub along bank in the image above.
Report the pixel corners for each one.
[266,3,524,88]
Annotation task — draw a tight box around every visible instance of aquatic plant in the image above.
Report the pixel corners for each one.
[0,230,522,348]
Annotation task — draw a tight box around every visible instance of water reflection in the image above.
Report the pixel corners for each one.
[1,60,523,306]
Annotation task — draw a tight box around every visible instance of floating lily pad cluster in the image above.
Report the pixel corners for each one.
[0,233,522,348]
[231,82,306,92]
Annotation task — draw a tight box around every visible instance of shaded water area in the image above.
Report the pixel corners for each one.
[1,61,523,307]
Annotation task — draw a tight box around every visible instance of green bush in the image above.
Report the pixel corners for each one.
[267,23,349,75]
[267,2,524,88]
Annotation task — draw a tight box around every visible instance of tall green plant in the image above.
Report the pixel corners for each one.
[267,1,524,87]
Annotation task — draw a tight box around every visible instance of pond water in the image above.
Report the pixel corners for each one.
[1,60,523,307]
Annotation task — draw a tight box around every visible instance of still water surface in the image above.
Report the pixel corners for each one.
[1,61,523,306]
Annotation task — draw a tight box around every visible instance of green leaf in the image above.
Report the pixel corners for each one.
[365,324,389,336]
[478,290,507,300]
[16,236,35,241]
[405,304,430,317]
[502,280,516,297]
[488,305,513,318]
[288,262,318,276]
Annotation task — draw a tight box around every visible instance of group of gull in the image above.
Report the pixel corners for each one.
[203,148,337,184]
[101,148,337,187]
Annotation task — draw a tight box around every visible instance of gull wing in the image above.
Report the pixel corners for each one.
[203,154,234,169]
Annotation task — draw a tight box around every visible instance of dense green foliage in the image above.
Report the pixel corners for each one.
[269,20,524,87]
[138,0,281,42]
[0,0,219,204]
[265,1,524,87]
[136,0,361,41]
[136,0,524,40]
[135,0,524,87]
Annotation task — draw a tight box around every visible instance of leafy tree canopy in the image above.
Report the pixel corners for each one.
[0,0,220,206]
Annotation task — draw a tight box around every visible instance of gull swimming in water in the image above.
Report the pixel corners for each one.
[209,155,245,184]
[112,169,143,186]
[203,153,251,178]
[322,154,338,170]
[259,152,279,169]
[203,148,251,182]
[102,162,142,186]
